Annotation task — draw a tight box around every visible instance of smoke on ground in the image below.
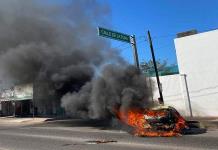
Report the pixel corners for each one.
[0,0,153,118]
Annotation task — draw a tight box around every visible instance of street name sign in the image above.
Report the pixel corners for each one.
[98,27,131,43]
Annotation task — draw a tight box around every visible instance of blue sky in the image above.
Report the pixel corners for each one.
[105,0,218,65]
[50,0,218,65]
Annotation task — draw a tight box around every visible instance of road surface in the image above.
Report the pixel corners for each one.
[0,119,217,150]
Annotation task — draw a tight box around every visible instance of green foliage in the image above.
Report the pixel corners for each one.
[140,59,179,76]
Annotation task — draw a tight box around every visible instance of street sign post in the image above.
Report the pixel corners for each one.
[130,35,140,69]
[98,27,131,43]
[97,27,139,69]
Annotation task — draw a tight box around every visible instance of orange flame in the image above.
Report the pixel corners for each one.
[116,107,188,137]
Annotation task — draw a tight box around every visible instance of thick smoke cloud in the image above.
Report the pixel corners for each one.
[0,0,113,84]
[0,0,153,117]
[62,65,153,119]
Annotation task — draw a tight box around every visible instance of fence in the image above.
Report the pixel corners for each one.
[150,74,218,117]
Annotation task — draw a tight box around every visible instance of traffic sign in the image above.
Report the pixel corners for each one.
[98,27,131,43]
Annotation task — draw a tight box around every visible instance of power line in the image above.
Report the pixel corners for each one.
[154,43,174,50]
[137,36,147,41]
[110,35,147,50]
[199,27,218,33]
[112,42,129,49]
[136,34,176,41]
[125,26,218,44]
[112,34,176,50]
[149,27,218,50]
[151,27,218,40]
[152,34,175,40]
[112,26,218,55]
[114,39,174,53]
[112,38,146,50]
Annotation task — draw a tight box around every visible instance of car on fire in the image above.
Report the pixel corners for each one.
[116,106,206,137]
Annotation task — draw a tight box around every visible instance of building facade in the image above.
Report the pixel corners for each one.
[174,29,218,116]
[150,29,218,117]
[0,83,65,117]
[0,83,33,116]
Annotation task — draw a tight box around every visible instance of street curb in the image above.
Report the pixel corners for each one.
[185,118,218,130]
[0,117,50,124]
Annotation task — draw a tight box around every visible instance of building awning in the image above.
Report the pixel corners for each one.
[0,96,32,102]
[0,83,33,102]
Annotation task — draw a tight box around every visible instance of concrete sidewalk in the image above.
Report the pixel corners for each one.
[0,116,50,125]
[186,117,218,130]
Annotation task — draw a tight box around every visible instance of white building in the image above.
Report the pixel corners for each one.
[175,29,218,117]
[152,29,218,117]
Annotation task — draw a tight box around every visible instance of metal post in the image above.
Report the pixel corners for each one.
[21,101,22,116]
[13,101,15,117]
[181,74,193,117]
[148,77,154,103]
[32,99,34,118]
[147,30,164,104]
[32,84,35,119]
[130,35,140,69]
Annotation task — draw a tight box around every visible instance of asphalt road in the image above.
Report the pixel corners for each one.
[0,119,217,150]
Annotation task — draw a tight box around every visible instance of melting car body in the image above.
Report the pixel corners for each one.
[116,106,206,137]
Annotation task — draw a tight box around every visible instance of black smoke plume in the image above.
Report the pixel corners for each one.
[0,0,153,117]
[61,65,153,119]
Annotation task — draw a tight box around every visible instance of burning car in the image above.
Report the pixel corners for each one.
[116,106,206,137]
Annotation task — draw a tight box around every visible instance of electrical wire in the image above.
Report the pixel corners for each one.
[112,27,218,52]
[154,43,174,50]
[112,38,146,51]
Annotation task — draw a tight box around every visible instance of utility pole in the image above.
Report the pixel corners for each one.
[130,35,140,69]
[147,30,164,104]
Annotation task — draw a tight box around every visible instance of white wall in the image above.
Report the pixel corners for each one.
[173,29,218,117]
[151,74,192,116]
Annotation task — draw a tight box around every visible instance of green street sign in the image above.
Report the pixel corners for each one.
[98,27,131,43]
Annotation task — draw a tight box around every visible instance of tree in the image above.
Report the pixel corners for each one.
[140,59,178,76]
[140,59,167,72]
